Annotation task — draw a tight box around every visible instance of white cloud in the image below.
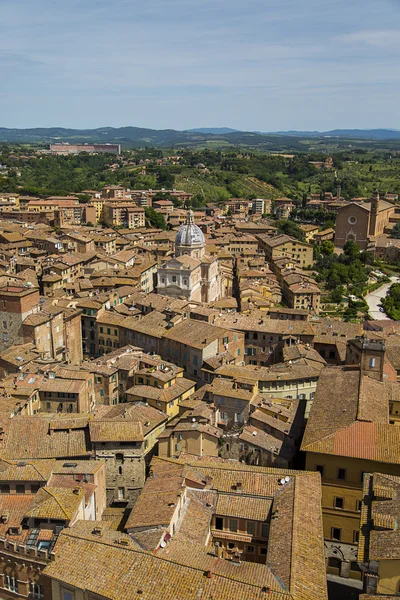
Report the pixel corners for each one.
[336,29,400,48]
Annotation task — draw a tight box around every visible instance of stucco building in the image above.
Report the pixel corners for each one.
[157,210,223,302]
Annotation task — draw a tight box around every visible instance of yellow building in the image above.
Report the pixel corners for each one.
[358,472,400,597]
[96,311,127,354]
[299,224,320,242]
[157,419,222,458]
[126,361,196,419]
[258,234,314,269]
[89,197,106,222]
[301,360,400,581]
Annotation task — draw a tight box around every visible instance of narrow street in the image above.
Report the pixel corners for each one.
[364,276,399,320]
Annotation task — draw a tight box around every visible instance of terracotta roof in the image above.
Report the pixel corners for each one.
[162,319,229,349]
[216,494,272,521]
[359,472,400,562]
[0,459,56,482]
[25,486,85,520]
[301,366,400,464]
[45,525,291,600]
[1,417,91,460]
[89,421,144,443]
[126,377,195,405]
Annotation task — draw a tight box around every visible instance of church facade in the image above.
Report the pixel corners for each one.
[334,191,395,250]
[157,210,222,303]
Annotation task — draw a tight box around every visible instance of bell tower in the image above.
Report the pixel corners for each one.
[369,189,379,236]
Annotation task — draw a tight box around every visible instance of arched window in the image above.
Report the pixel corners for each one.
[119,466,123,475]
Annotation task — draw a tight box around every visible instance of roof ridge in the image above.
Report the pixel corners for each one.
[44,486,78,519]
[155,456,317,476]
[301,424,349,451]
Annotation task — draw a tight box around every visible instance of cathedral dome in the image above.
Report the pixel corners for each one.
[175,210,205,248]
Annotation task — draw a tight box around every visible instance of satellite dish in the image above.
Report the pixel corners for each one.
[280,478,286,485]
[285,476,290,483]
[160,541,166,548]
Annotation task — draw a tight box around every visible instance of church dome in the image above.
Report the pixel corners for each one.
[175,210,205,248]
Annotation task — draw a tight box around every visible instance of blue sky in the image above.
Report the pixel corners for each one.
[1,0,399,130]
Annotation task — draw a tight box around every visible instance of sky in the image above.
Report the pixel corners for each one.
[1,0,400,131]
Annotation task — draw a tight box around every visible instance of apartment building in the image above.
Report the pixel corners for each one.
[103,201,145,229]
[258,234,314,268]
[301,351,400,581]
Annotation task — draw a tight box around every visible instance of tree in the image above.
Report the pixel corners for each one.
[320,240,335,255]
[277,220,305,241]
[329,285,344,304]
[343,240,360,258]
[157,167,174,189]
[144,207,166,230]
[392,222,400,239]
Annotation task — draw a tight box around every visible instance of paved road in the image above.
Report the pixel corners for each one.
[364,276,399,320]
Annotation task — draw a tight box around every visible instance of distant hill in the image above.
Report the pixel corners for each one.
[0,126,305,151]
[187,127,240,134]
[1,125,400,149]
[268,129,400,140]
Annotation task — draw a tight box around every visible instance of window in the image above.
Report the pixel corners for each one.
[100,327,103,333]
[0,484,10,494]
[261,523,268,538]
[31,483,40,494]
[228,542,235,549]
[334,497,344,509]
[260,547,267,555]
[222,336,229,345]
[117,487,125,500]
[337,468,346,481]
[62,592,74,600]
[331,527,341,541]
[369,357,376,368]
[172,276,177,283]
[247,545,255,553]
[229,519,238,532]
[32,583,44,599]
[16,484,25,494]
[316,465,324,476]
[107,328,111,335]
[246,521,255,536]
[115,453,124,464]
[215,517,223,530]
[353,530,360,543]
[4,576,17,592]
